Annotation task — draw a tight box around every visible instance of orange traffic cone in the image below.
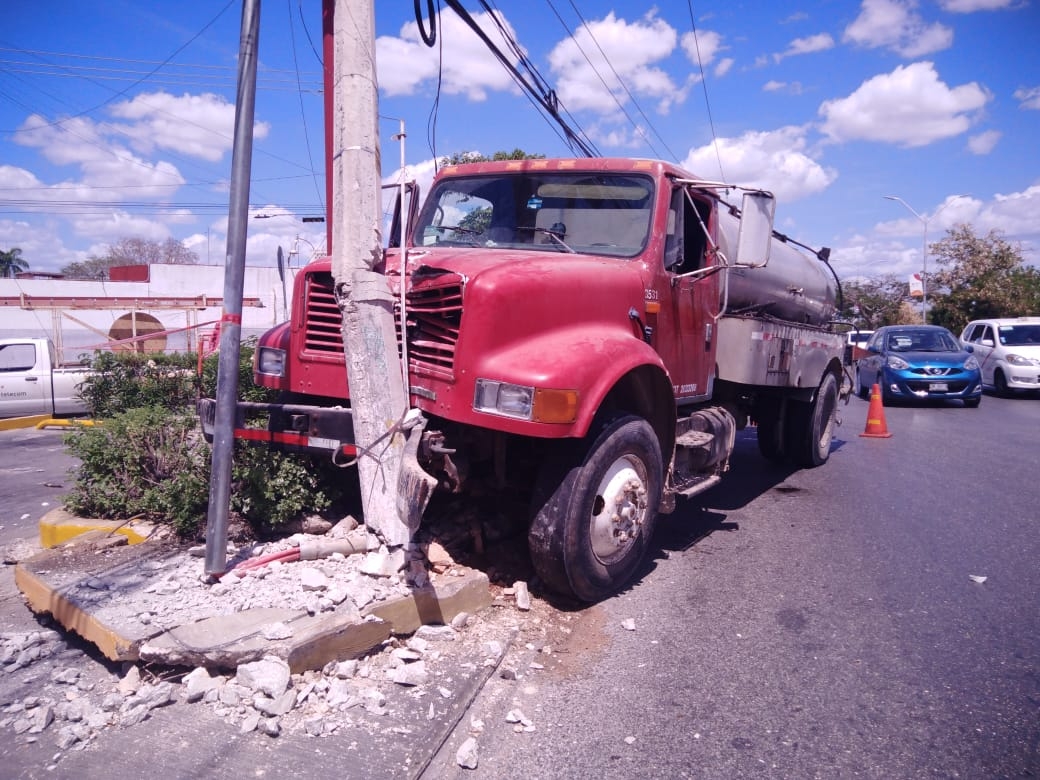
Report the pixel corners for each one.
[860,384,892,438]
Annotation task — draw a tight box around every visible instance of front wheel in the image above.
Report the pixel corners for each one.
[528,415,663,602]
[964,397,981,408]
[993,370,1010,397]
[785,372,839,468]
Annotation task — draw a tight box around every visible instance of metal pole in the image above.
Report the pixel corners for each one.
[204,0,261,576]
[920,219,929,324]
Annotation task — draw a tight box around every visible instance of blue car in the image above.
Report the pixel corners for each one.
[855,325,982,407]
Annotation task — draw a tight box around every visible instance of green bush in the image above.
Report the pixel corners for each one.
[77,351,200,418]
[64,406,210,536]
[65,340,348,539]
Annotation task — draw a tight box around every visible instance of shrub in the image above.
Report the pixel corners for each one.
[65,340,348,539]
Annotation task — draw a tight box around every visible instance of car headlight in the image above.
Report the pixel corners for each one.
[474,379,578,423]
[886,355,909,370]
[964,355,980,370]
[1006,353,1040,367]
[256,347,287,377]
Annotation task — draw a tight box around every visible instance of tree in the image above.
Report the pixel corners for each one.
[441,149,545,166]
[61,237,198,279]
[841,274,917,328]
[0,247,29,278]
[928,225,1040,332]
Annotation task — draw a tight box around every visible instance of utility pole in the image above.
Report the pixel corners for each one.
[328,0,414,547]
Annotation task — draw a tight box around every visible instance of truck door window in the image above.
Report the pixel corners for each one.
[0,343,36,372]
[666,187,712,274]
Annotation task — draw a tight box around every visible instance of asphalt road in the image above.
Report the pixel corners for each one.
[0,426,79,548]
[426,392,1040,778]
[1,394,1038,778]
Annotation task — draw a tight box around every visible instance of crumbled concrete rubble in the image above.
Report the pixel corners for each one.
[1,613,515,760]
[2,519,528,766]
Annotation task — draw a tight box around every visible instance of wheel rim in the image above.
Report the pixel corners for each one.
[589,455,649,563]
[816,381,837,452]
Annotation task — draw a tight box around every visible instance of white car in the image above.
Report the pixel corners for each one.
[960,317,1040,395]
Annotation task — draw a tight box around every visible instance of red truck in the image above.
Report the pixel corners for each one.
[201,157,846,601]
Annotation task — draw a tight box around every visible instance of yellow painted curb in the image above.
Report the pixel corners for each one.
[39,507,154,549]
[35,417,98,430]
[0,414,50,431]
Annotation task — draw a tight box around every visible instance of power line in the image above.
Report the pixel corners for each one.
[686,1,726,180]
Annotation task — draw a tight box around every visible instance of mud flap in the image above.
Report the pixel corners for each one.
[396,413,438,534]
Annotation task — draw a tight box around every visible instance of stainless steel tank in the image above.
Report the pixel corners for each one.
[716,209,837,327]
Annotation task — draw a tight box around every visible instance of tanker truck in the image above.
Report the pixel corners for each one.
[199,157,847,601]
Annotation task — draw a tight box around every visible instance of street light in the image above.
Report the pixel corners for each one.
[884,194,968,324]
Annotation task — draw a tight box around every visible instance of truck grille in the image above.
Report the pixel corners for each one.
[406,283,462,378]
[300,271,463,379]
[302,272,343,355]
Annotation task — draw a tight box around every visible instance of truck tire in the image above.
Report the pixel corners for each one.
[528,414,663,602]
[755,398,785,462]
[785,372,838,468]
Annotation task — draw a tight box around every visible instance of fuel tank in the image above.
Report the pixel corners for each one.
[717,209,837,327]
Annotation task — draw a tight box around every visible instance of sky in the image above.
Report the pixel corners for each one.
[1,0,1038,286]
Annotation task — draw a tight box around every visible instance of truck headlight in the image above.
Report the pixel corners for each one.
[474,379,534,420]
[256,347,287,377]
[474,379,578,423]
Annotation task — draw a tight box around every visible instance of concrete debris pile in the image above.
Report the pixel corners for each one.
[1,609,514,758]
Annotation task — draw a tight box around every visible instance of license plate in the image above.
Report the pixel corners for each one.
[928,382,949,392]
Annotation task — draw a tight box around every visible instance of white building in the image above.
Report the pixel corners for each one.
[0,264,299,360]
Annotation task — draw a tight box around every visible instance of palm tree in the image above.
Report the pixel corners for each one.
[0,247,29,278]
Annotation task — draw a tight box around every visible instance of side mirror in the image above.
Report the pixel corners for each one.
[963,344,974,353]
[980,338,994,347]
[868,344,880,354]
[735,190,775,266]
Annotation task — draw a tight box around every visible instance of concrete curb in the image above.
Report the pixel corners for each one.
[15,530,492,672]
[37,507,155,549]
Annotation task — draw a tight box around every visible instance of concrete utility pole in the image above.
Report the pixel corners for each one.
[329,0,413,547]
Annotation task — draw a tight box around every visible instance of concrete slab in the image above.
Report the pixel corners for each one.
[14,531,493,672]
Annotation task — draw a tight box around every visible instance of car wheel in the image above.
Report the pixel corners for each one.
[528,414,663,602]
[878,374,893,406]
[994,370,1010,397]
[964,397,981,408]
[856,367,870,400]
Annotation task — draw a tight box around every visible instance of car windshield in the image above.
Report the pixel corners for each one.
[997,324,1040,346]
[411,171,655,258]
[886,330,959,352]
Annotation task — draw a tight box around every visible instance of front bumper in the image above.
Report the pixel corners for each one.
[197,398,357,456]
[881,369,982,402]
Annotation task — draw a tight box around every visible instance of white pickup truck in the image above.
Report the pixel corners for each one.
[0,338,92,418]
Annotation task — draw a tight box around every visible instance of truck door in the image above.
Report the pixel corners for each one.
[657,186,719,402]
[0,342,49,417]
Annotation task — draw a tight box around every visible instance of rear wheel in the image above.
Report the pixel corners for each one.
[856,367,870,400]
[785,372,839,468]
[528,415,663,602]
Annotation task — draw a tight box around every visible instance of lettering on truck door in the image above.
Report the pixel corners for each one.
[656,186,719,402]
[0,342,48,417]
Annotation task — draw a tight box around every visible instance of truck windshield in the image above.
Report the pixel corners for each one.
[412,171,655,258]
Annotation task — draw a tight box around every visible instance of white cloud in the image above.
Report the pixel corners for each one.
[967,130,1001,154]
[680,29,726,68]
[12,115,186,198]
[775,32,835,62]
[938,0,1018,11]
[818,62,990,147]
[548,11,682,114]
[763,81,804,95]
[680,126,837,202]
[980,184,1040,237]
[715,58,735,77]
[109,92,266,162]
[376,10,521,101]
[843,0,954,58]
[1014,86,1040,110]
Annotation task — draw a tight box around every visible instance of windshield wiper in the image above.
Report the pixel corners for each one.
[516,226,576,253]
